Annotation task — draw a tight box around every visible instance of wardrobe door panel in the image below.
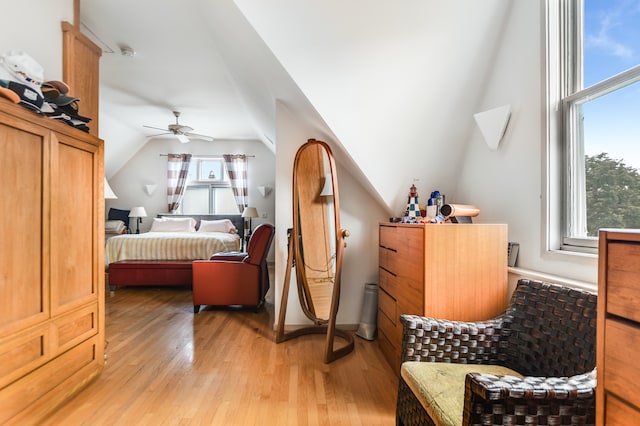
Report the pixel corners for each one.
[0,117,49,336]
[50,134,99,315]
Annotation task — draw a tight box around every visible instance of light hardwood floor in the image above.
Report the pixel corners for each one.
[42,286,398,425]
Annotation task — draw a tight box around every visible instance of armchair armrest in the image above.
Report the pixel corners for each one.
[463,370,596,425]
[400,314,509,364]
[209,252,248,262]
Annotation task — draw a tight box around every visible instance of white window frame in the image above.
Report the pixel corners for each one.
[546,0,640,254]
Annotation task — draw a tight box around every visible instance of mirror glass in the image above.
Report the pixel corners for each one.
[276,138,353,363]
[294,141,336,322]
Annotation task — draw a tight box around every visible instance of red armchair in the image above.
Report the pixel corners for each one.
[192,223,275,313]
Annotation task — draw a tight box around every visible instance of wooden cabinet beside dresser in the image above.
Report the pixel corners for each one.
[378,222,508,371]
[0,100,105,424]
[597,229,640,425]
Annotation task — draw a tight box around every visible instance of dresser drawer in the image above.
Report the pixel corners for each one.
[378,327,401,372]
[378,287,397,326]
[607,242,640,323]
[379,246,396,274]
[604,318,640,409]
[395,253,423,282]
[395,226,423,258]
[605,393,640,424]
[379,267,398,296]
[397,278,424,314]
[378,306,397,345]
[379,225,398,249]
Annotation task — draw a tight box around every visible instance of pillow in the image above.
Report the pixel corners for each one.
[198,219,237,233]
[105,219,126,234]
[161,216,197,232]
[107,208,130,230]
[149,217,195,232]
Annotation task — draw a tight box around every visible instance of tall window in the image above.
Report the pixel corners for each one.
[557,0,640,252]
[179,157,237,214]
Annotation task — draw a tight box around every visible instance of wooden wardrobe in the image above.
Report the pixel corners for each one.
[0,99,105,424]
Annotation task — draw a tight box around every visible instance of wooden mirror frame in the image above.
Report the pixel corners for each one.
[276,139,354,363]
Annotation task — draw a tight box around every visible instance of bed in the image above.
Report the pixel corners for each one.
[106,214,243,289]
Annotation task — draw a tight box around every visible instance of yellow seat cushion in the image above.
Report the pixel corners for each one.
[401,362,522,426]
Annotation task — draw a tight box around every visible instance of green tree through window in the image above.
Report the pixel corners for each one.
[585,153,640,235]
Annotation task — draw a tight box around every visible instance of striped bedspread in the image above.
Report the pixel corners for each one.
[105,232,241,265]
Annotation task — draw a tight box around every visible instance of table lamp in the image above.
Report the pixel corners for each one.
[129,206,147,234]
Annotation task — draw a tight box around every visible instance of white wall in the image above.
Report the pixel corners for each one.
[0,1,73,82]
[274,101,388,326]
[454,1,598,286]
[106,136,276,261]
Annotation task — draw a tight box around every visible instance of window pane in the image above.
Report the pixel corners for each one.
[214,188,239,214]
[583,80,640,235]
[584,0,640,87]
[199,159,225,182]
[182,186,210,214]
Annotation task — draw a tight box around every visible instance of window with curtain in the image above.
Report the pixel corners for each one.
[178,156,237,214]
[548,0,640,253]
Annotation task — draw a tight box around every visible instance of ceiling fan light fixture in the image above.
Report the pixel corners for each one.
[176,134,190,143]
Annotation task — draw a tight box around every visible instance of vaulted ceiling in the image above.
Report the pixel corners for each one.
[81,0,512,212]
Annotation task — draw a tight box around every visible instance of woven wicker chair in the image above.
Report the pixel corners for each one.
[396,279,597,426]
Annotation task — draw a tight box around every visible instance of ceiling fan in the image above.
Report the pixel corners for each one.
[143,111,214,143]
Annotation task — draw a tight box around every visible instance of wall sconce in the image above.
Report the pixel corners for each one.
[128,206,147,234]
[104,178,118,199]
[144,184,157,196]
[257,185,272,197]
[473,104,511,151]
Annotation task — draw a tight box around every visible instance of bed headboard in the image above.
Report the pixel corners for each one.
[157,214,244,239]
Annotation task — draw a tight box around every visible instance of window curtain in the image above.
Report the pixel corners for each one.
[167,153,192,213]
[223,154,248,213]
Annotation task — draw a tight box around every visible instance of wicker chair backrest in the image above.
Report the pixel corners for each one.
[499,279,597,377]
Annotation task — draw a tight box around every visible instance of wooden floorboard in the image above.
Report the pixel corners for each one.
[42,286,398,425]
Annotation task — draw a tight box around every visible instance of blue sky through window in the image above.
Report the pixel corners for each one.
[583,0,640,169]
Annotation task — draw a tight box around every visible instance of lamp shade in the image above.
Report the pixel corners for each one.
[129,206,148,218]
[104,178,118,199]
[242,207,258,218]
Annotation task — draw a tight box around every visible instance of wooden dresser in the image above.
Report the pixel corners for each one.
[597,229,640,424]
[378,222,508,371]
[0,100,105,424]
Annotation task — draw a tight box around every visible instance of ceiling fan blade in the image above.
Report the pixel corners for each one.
[146,133,173,140]
[185,132,214,142]
[175,134,190,143]
[143,124,170,132]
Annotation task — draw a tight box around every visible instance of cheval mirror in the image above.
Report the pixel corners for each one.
[276,139,354,363]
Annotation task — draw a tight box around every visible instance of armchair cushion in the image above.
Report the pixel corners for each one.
[401,362,521,426]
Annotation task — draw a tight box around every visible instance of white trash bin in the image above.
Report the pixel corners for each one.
[356,283,378,340]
